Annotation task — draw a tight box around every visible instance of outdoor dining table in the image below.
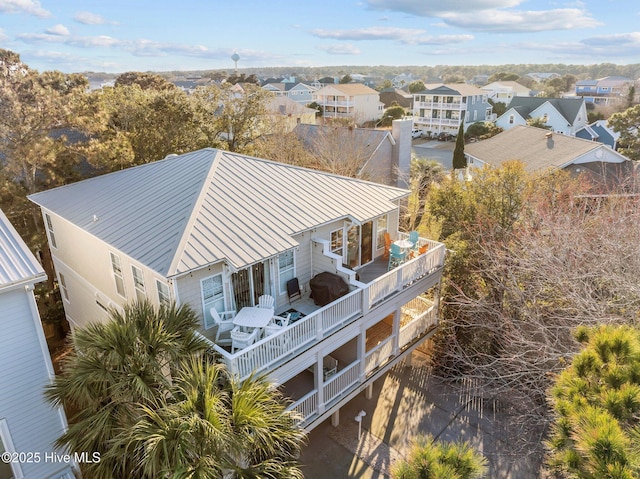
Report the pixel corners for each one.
[394,239,414,251]
[232,306,274,333]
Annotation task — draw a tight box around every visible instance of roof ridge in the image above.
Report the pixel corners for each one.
[166,149,222,276]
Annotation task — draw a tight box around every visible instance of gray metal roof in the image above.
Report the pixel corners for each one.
[0,209,46,290]
[30,149,409,278]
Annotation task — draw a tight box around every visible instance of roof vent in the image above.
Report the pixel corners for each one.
[545,132,553,139]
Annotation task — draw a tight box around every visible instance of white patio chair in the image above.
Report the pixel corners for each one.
[264,313,291,336]
[210,308,236,344]
[231,327,259,353]
[257,294,275,309]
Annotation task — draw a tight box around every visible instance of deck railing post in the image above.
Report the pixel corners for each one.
[316,310,324,340]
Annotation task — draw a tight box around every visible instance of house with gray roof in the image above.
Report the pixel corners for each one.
[466,125,632,188]
[495,97,587,136]
[575,76,634,106]
[29,148,445,430]
[293,118,412,187]
[0,209,74,479]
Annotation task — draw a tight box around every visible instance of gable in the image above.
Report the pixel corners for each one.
[0,209,46,290]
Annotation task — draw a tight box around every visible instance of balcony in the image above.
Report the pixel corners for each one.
[199,234,445,382]
[414,117,461,126]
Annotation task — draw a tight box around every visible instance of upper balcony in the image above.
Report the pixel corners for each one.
[198,232,445,381]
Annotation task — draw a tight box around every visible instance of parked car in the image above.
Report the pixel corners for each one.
[412,129,422,139]
[437,132,453,141]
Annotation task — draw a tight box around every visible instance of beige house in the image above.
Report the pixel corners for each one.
[265,96,317,132]
[30,148,445,430]
[312,83,385,124]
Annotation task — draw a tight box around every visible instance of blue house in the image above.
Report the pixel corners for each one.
[0,209,74,479]
[575,76,634,106]
[575,120,620,150]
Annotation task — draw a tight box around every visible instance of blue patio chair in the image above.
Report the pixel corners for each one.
[408,230,419,248]
[388,243,407,270]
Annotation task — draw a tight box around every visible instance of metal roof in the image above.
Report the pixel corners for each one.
[0,209,46,289]
[30,149,409,278]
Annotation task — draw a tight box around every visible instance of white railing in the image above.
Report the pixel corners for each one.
[287,389,318,424]
[225,288,362,379]
[416,101,461,109]
[323,360,360,406]
[399,304,437,348]
[365,336,394,373]
[201,234,444,380]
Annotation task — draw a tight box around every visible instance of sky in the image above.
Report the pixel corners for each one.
[0,0,638,74]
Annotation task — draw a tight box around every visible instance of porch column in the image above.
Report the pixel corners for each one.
[365,382,373,400]
[358,325,367,382]
[392,308,401,356]
[331,409,340,427]
[316,353,325,414]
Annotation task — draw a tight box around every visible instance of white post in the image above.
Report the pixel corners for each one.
[355,410,367,440]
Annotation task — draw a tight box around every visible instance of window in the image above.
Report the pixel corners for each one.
[131,265,146,303]
[278,250,295,294]
[156,280,170,307]
[542,113,548,123]
[509,114,514,124]
[59,273,69,302]
[0,419,23,479]
[110,253,126,298]
[473,110,478,121]
[471,95,476,105]
[376,215,388,249]
[201,274,225,329]
[330,229,343,257]
[45,213,57,249]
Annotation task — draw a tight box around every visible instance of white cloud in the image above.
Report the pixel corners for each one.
[45,24,70,36]
[366,0,522,15]
[0,0,49,17]
[412,34,474,45]
[73,11,111,25]
[317,43,361,55]
[581,32,640,47]
[441,8,601,32]
[311,26,426,42]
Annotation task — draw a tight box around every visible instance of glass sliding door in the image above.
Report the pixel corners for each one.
[231,260,271,310]
[361,221,373,265]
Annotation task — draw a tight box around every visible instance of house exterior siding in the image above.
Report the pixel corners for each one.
[0,209,73,479]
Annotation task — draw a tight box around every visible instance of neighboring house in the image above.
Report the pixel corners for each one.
[495,97,588,136]
[379,87,413,109]
[576,120,620,150]
[469,74,489,85]
[312,83,385,124]
[286,82,317,105]
[293,118,413,187]
[392,73,414,88]
[524,72,561,83]
[265,96,317,132]
[480,81,531,103]
[0,209,74,479]
[465,125,633,188]
[412,83,493,136]
[575,76,634,106]
[29,148,445,431]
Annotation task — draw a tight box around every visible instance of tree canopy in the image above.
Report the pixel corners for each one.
[609,104,640,161]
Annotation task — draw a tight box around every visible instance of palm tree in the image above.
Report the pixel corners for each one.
[122,357,306,478]
[392,434,487,479]
[46,301,210,479]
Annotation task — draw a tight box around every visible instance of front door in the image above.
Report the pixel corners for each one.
[346,221,374,269]
[361,221,373,265]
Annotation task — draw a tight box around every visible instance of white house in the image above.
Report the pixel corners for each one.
[480,81,531,103]
[411,83,493,136]
[0,209,74,479]
[312,83,385,124]
[29,148,445,430]
[496,97,588,136]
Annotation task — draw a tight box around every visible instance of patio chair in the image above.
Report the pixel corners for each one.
[286,277,302,303]
[323,355,338,380]
[388,243,407,270]
[210,308,236,344]
[231,327,259,353]
[257,294,275,309]
[265,313,291,336]
[383,232,391,259]
[408,230,419,248]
